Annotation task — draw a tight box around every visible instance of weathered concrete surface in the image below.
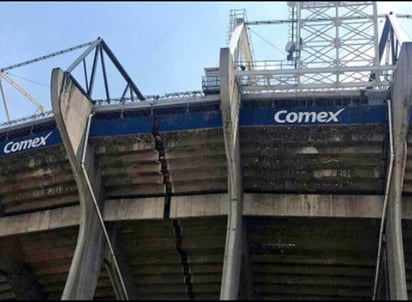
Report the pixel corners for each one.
[104,198,164,221]
[17,228,78,300]
[0,145,77,216]
[94,135,165,197]
[0,238,45,299]
[170,193,228,218]
[114,217,226,300]
[0,206,79,237]
[240,125,386,194]
[5,194,412,240]
[105,225,139,299]
[162,129,227,194]
[246,216,379,300]
[243,194,384,218]
[0,198,164,238]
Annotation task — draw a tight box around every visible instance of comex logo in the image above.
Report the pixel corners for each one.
[274,108,345,124]
[3,131,53,154]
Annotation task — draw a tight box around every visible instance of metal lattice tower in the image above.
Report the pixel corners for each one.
[230,1,394,96]
[287,1,380,87]
[226,9,255,64]
[227,9,247,45]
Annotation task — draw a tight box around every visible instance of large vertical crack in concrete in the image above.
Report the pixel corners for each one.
[172,220,195,300]
[152,115,195,300]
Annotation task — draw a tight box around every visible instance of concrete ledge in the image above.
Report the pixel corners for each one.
[400,196,412,219]
[0,205,80,237]
[0,197,165,238]
[4,194,412,238]
[170,193,228,218]
[104,197,164,221]
[243,193,384,218]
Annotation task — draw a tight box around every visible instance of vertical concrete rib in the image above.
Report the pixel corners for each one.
[219,47,245,300]
[373,99,394,300]
[51,68,127,299]
[385,42,412,300]
[51,68,105,299]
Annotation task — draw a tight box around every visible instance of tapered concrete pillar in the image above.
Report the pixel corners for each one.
[385,42,412,300]
[51,68,106,300]
[219,47,245,300]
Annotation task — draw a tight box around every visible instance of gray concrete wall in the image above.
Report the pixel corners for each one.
[243,194,384,218]
[5,194,412,239]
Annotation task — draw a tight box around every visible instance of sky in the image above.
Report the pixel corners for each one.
[0,1,411,124]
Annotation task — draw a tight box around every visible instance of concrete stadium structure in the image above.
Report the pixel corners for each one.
[0,1,412,300]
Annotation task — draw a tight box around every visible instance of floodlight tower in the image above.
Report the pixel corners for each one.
[287,2,379,67]
[231,1,391,95]
[286,1,380,88]
[226,9,254,67]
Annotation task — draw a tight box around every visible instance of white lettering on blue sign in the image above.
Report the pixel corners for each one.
[3,131,53,154]
[274,108,345,124]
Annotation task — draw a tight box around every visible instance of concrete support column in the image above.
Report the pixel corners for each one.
[385,42,412,300]
[51,68,106,300]
[219,47,245,300]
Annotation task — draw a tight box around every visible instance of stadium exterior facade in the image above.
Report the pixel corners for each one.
[0,1,412,300]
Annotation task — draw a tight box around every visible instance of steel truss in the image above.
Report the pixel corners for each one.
[0,37,147,127]
[66,37,145,104]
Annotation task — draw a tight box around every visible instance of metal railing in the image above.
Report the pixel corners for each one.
[0,110,54,130]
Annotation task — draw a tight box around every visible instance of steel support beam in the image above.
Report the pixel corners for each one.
[219,47,245,300]
[0,71,48,113]
[385,42,412,300]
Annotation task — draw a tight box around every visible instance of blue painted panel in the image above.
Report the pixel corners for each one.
[240,105,388,126]
[159,111,222,132]
[409,107,412,124]
[0,128,61,156]
[0,105,390,158]
[89,116,153,137]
